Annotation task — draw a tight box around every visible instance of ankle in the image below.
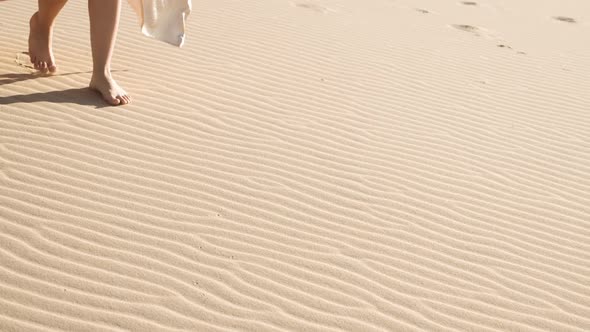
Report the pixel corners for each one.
[32,12,55,30]
[92,68,112,79]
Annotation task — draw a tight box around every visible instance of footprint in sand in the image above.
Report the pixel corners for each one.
[452,24,480,34]
[553,16,576,23]
[461,1,478,5]
[292,1,331,13]
[452,24,524,54]
[415,8,429,14]
[15,52,35,71]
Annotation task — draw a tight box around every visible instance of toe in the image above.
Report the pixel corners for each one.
[39,62,48,73]
[106,95,121,106]
[48,63,57,73]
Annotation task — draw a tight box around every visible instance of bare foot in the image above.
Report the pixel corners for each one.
[28,12,57,74]
[89,73,131,106]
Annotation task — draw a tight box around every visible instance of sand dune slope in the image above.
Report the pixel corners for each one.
[1,0,590,331]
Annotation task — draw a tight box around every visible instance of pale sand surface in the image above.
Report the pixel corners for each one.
[1,0,590,331]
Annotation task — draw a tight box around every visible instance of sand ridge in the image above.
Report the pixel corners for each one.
[1,0,590,331]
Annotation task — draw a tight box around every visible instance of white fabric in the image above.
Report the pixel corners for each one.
[127,0,192,47]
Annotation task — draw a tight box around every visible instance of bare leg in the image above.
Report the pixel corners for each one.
[88,0,130,105]
[29,0,68,73]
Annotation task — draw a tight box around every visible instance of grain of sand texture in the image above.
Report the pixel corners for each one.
[1,0,590,331]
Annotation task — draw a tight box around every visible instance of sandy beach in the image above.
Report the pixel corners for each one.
[1,0,590,330]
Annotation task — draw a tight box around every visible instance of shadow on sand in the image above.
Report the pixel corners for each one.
[0,70,127,108]
[0,87,107,108]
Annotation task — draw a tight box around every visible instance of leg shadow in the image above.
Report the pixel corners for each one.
[0,70,128,108]
[0,87,110,108]
[0,68,92,86]
[0,73,40,86]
